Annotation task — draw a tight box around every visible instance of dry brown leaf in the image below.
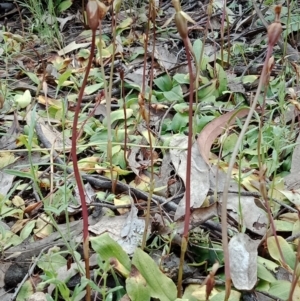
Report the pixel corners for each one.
[197,108,249,165]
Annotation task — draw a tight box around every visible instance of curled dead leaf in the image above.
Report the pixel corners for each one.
[197,108,249,165]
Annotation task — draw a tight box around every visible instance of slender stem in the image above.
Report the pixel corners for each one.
[141,0,156,250]
[71,28,96,301]
[221,45,273,301]
[177,36,194,298]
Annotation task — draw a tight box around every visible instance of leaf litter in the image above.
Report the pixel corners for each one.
[0,0,300,300]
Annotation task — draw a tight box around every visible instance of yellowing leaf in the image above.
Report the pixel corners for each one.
[77,156,99,172]
[267,236,296,270]
[34,214,53,239]
[12,195,25,210]
[14,90,31,109]
[11,218,29,234]
[114,194,132,214]
[38,96,63,109]
[117,17,133,29]
[0,152,17,168]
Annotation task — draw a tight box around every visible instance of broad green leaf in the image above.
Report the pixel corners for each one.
[174,103,188,113]
[183,284,218,301]
[20,220,36,240]
[0,152,16,168]
[193,39,203,65]
[4,169,35,180]
[257,262,276,283]
[210,289,241,301]
[278,189,300,206]
[14,90,31,109]
[1,204,23,219]
[84,83,104,95]
[103,109,133,126]
[129,47,144,61]
[214,63,227,93]
[117,17,133,30]
[197,79,218,99]
[26,72,39,85]
[57,0,72,13]
[195,115,215,133]
[57,69,72,86]
[173,73,190,84]
[267,236,296,269]
[16,280,33,301]
[268,280,291,300]
[132,248,177,301]
[242,75,258,84]
[163,85,183,102]
[292,220,300,236]
[90,233,131,272]
[154,74,173,91]
[126,266,151,301]
[192,39,209,70]
[222,133,238,158]
[171,112,188,132]
[273,220,293,232]
[256,279,271,292]
[38,252,67,272]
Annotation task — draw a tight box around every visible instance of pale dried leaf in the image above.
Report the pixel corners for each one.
[0,171,14,196]
[89,209,149,255]
[223,193,268,236]
[229,233,259,290]
[170,135,209,220]
[57,41,91,56]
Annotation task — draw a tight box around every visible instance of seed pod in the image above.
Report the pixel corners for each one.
[267,22,282,47]
[175,11,188,39]
[87,0,100,30]
[97,1,109,20]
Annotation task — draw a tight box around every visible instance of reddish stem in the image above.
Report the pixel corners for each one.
[71,28,96,301]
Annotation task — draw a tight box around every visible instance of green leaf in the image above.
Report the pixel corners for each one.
[4,169,34,180]
[174,103,188,113]
[16,280,34,301]
[90,233,131,271]
[132,248,177,301]
[242,75,258,84]
[173,73,190,85]
[26,72,39,85]
[267,236,296,269]
[273,220,293,232]
[20,220,36,240]
[171,112,188,132]
[222,133,238,157]
[210,290,241,301]
[38,252,67,272]
[195,115,215,133]
[103,109,133,126]
[257,256,279,272]
[192,39,209,70]
[268,280,291,300]
[257,262,276,283]
[14,90,32,109]
[57,0,72,13]
[129,47,144,61]
[58,69,72,86]
[163,85,183,102]
[126,265,151,301]
[154,74,173,91]
[84,83,104,95]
